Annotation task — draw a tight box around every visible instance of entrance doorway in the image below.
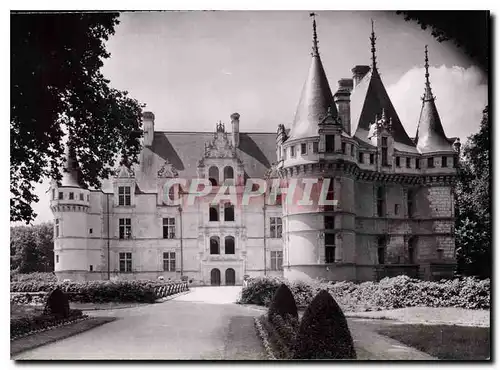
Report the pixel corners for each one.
[225,268,236,286]
[210,268,221,286]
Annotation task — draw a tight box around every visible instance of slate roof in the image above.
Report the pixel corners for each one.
[145,131,276,178]
[60,143,83,187]
[287,17,337,141]
[354,68,415,147]
[415,47,454,153]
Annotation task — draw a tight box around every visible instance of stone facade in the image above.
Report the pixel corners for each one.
[50,18,459,283]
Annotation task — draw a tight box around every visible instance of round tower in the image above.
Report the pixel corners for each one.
[50,142,91,281]
[281,14,357,282]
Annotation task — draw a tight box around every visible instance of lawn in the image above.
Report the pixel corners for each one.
[375,324,490,360]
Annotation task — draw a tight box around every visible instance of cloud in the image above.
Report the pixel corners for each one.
[388,65,488,141]
[221,69,232,75]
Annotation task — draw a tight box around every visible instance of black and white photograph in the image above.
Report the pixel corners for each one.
[9,7,491,361]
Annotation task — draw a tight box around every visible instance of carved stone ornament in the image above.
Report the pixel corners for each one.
[371,108,393,135]
[115,164,135,178]
[157,159,179,178]
[264,163,280,180]
[203,122,236,159]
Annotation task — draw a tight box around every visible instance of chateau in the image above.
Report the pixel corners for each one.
[50,17,460,284]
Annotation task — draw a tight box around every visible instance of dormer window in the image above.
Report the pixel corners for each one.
[208,166,219,186]
[301,143,307,155]
[325,135,334,153]
[223,166,234,183]
[118,186,131,206]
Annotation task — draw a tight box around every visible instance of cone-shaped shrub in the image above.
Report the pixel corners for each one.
[43,287,70,319]
[293,290,356,359]
[268,283,298,322]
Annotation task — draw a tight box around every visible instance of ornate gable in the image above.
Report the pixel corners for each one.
[115,164,135,179]
[158,159,179,178]
[203,121,236,159]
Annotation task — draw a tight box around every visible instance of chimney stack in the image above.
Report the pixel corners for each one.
[142,111,155,147]
[231,112,240,148]
[351,65,371,87]
[334,78,353,135]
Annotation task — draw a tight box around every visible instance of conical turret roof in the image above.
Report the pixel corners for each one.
[354,21,415,147]
[415,46,453,153]
[288,14,337,141]
[61,138,82,187]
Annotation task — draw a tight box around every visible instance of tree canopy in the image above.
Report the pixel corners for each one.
[11,12,144,224]
[455,106,490,278]
[11,223,54,273]
[397,11,489,72]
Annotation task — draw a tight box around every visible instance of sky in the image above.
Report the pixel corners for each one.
[24,10,488,225]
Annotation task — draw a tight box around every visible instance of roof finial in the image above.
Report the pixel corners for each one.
[370,19,377,71]
[422,45,435,101]
[310,12,319,56]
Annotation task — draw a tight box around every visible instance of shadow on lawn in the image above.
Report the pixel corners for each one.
[374,323,490,360]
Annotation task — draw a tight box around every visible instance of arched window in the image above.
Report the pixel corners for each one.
[168,185,176,201]
[209,166,219,186]
[377,236,386,265]
[225,236,235,254]
[209,206,219,222]
[408,237,417,264]
[224,203,235,222]
[210,236,220,255]
[223,166,234,182]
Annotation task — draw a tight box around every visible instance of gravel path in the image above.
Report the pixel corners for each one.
[13,287,265,360]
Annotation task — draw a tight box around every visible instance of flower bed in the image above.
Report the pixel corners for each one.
[238,275,490,312]
[11,280,189,304]
[11,308,86,340]
[11,292,47,306]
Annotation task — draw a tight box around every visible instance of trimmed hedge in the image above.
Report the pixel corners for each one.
[11,309,84,339]
[238,275,490,311]
[44,288,70,318]
[10,280,189,303]
[268,284,298,322]
[10,272,58,283]
[293,290,356,359]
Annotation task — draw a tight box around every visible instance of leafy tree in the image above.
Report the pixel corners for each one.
[397,11,489,72]
[455,106,490,278]
[11,223,55,273]
[11,12,144,224]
